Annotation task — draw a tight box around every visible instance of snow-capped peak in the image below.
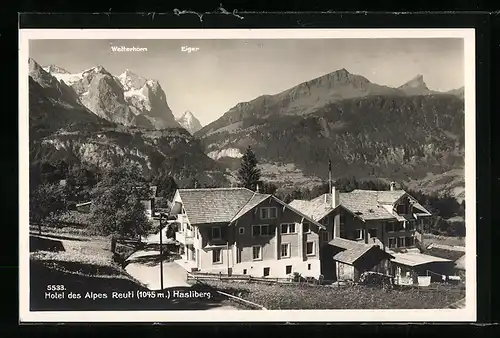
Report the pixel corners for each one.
[182,110,195,119]
[176,110,202,135]
[400,74,428,89]
[43,64,70,74]
[118,69,148,91]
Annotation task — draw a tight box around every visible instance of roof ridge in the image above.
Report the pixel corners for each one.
[229,191,270,223]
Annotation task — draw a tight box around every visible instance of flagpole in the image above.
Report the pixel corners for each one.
[328,159,332,193]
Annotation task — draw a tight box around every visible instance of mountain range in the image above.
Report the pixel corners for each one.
[28,58,229,187]
[176,111,203,135]
[28,58,465,200]
[195,68,465,200]
[42,64,181,130]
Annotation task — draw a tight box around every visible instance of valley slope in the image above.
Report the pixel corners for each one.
[196,69,465,198]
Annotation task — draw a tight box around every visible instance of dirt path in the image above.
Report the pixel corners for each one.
[125,249,241,310]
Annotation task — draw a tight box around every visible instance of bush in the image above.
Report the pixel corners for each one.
[53,211,93,227]
[358,271,393,287]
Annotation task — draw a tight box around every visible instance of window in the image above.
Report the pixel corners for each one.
[386,222,395,232]
[286,265,292,275]
[252,245,262,260]
[303,222,310,233]
[307,264,311,270]
[397,237,405,247]
[320,230,329,242]
[339,230,346,238]
[263,267,270,277]
[281,223,295,234]
[212,248,222,264]
[243,269,247,275]
[239,227,245,235]
[252,224,270,237]
[405,236,415,247]
[211,226,221,240]
[355,229,364,240]
[394,222,404,232]
[368,228,378,238]
[280,243,290,258]
[306,241,315,256]
[389,238,397,248]
[260,207,277,219]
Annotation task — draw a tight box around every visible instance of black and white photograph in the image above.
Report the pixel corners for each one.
[19,29,476,322]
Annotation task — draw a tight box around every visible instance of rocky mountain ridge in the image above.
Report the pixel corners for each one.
[195,68,465,199]
[44,63,180,130]
[28,58,230,187]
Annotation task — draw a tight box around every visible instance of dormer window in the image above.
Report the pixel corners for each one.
[260,207,277,220]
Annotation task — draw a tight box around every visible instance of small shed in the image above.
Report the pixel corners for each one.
[391,251,455,284]
[321,238,394,282]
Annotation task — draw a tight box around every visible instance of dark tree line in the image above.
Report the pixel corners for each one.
[30,152,465,238]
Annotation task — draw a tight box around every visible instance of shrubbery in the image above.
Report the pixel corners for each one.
[202,280,464,310]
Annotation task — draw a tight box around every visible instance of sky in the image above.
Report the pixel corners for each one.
[29,38,464,126]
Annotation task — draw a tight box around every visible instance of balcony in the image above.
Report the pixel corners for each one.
[176,229,195,245]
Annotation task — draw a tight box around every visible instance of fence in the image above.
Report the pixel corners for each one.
[393,282,465,293]
[187,271,465,293]
[187,271,342,286]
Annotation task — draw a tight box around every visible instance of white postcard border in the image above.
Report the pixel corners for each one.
[19,28,476,323]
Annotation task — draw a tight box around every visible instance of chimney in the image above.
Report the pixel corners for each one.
[256,184,259,193]
[390,182,396,191]
[331,186,340,208]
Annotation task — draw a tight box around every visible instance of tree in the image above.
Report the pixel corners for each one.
[65,164,98,202]
[29,182,67,234]
[187,177,200,189]
[89,164,152,238]
[261,182,278,195]
[237,146,262,191]
[152,172,178,208]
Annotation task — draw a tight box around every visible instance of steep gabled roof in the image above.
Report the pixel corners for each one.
[176,188,325,229]
[177,188,256,225]
[333,191,396,221]
[291,189,431,222]
[231,193,272,221]
[328,237,393,265]
[289,198,333,222]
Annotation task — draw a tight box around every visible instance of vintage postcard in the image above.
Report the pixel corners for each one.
[19,28,476,323]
